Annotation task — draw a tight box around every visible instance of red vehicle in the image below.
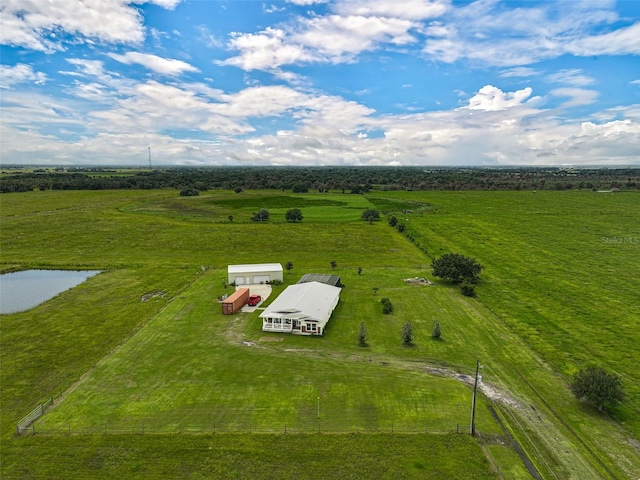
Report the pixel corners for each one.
[247,295,262,306]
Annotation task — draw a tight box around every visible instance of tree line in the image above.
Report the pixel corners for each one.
[2,166,639,193]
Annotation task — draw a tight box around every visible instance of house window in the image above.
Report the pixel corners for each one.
[308,323,316,331]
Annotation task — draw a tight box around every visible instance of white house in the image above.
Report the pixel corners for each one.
[228,263,283,285]
[260,281,341,336]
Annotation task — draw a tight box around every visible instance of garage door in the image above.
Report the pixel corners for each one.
[253,275,270,284]
[234,276,245,285]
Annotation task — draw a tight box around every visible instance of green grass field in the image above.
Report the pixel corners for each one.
[1,188,638,479]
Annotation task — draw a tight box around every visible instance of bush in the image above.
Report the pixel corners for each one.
[401,320,414,346]
[460,282,475,297]
[179,187,199,197]
[432,319,442,339]
[361,209,380,221]
[381,297,393,314]
[252,209,270,222]
[357,321,368,347]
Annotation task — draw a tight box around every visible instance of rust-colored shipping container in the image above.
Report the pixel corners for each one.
[222,288,250,314]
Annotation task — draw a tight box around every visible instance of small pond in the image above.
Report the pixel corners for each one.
[0,270,101,314]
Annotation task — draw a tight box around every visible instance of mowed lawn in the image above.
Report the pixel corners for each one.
[37,268,497,435]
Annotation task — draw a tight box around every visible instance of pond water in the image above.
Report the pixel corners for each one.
[0,270,101,314]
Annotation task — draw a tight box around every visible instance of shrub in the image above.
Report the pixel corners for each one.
[179,187,199,197]
[460,282,475,297]
[432,319,442,339]
[381,297,393,314]
[401,320,414,346]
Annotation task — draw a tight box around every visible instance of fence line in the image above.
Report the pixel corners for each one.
[17,397,53,434]
[27,420,470,437]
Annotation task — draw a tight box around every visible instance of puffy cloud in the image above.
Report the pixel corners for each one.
[221,28,314,70]
[108,52,199,76]
[0,64,47,89]
[334,0,450,21]
[464,85,535,111]
[294,15,417,58]
[0,0,180,52]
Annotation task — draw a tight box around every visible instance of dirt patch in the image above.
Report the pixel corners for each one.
[259,336,284,342]
[140,291,166,302]
[424,367,520,408]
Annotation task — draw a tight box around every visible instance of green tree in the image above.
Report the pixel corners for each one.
[330,260,337,269]
[285,208,304,222]
[361,209,380,222]
[357,321,368,347]
[228,215,233,222]
[570,367,625,412]
[432,253,484,284]
[432,318,442,339]
[252,209,270,222]
[357,267,362,275]
[285,261,294,272]
[401,320,414,346]
[388,216,398,227]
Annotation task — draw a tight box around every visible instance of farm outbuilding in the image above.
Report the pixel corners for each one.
[260,281,341,336]
[228,263,283,285]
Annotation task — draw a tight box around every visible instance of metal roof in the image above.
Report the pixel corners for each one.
[228,263,283,274]
[297,273,341,287]
[259,281,341,323]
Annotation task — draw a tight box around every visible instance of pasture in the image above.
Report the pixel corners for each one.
[1,188,638,479]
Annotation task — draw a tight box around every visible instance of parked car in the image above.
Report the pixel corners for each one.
[247,295,262,306]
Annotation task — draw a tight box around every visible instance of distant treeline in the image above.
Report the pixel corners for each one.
[1,166,639,193]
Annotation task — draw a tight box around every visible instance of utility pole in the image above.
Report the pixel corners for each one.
[470,360,480,436]
[148,146,152,170]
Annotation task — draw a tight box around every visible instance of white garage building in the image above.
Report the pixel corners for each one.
[228,263,283,285]
[260,281,341,336]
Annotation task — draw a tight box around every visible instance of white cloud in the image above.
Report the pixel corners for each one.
[550,88,599,108]
[295,15,417,59]
[334,0,450,21]
[421,1,636,67]
[108,52,199,76]
[499,67,540,78]
[0,64,47,89]
[565,22,640,56]
[2,73,638,167]
[221,27,313,70]
[0,0,179,52]
[464,85,536,111]
[547,69,594,86]
[286,0,328,5]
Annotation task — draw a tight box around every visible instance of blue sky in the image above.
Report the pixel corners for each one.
[1,0,639,166]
